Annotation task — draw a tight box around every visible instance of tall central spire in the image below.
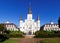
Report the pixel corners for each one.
[27,2,32,20]
[28,2,32,14]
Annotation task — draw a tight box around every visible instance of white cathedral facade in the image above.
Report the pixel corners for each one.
[20,6,40,35]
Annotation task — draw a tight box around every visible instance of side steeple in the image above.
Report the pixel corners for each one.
[38,16,40,20]
[36,15,40,20]
[36,15,40,31]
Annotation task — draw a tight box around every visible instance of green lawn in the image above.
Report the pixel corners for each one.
[0,38,20,43]
[0,38,60,43]
[41,38,60,43]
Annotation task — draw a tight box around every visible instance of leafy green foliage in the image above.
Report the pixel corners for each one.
[34,30,60,38]
[41,38,60,43]
[0,24,5,34]
[0,24,10,42]
[7,31,24,38]
[4,30,10,34]
[0,34,8,42]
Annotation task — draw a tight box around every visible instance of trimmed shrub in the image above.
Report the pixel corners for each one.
[8,33,24,38]
[34,31,55,38]
[6,31,24,38]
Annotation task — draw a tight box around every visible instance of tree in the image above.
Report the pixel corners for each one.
[0,24,5,34]
[0,24,10,34]
[58,17,60,28]
[0,24,9,42]
[4,30,10,34]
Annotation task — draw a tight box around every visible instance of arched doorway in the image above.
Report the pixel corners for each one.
[29,31,32,35]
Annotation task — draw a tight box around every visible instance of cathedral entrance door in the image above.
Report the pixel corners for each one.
[29,31,32,35]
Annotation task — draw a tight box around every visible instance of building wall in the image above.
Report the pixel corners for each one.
[5,24,18,31]
[43,24,60,31]
[20,16,40,35]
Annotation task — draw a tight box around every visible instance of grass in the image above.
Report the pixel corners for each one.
[41,38,60,43]
[0,38,60,43]
[0,38,20,43]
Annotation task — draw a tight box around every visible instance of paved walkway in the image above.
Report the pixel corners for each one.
[19,38,41,43]
[11,35,42,43]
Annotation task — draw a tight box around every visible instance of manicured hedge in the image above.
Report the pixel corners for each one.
[6,34,24,38]
[6,31,24,38]
[34,31,60,38]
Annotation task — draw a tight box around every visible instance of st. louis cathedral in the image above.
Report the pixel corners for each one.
[20,5,40,35]
[0,4,60,35]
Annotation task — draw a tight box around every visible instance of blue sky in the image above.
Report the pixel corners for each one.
[0,0,60,27]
